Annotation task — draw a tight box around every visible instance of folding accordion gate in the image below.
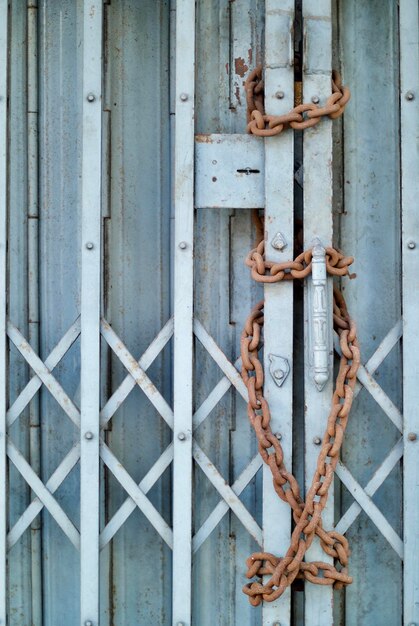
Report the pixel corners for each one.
[0,1,418,625]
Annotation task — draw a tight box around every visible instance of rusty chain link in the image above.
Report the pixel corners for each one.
[241,235,360,605]
[245,65,350,137]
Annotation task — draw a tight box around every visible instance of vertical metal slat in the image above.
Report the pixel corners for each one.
[0,0,7,622]
[80,2,103,624]
[302,1,334,623]
[401,0,419,623]
[263,2,294,624]
[172,1,195,624]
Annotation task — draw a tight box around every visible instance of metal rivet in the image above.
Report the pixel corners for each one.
[273,369,284,381]
[275,432,282,440]
[313,436,321,445]
[178,241,187,249]
[177,623,185,626]
[408,241,416,249]
[180,93,188,101]
[405,91,415,101]
[84,431,94,441]
[85,621,93,625]
[408,432,417,442]
[311,95,320,104]
[178,432,186,441]
[86,93,95,102]
[271,232,287,251]
[85,242,94,250]
[273,622,281,626]
[275,91,284,99]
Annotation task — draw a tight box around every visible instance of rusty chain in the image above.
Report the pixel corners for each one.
[241,236,360,605]
[241,66,356,605]
[245,65,350,136]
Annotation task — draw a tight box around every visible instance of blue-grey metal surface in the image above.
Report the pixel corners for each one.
[2,0,411,624]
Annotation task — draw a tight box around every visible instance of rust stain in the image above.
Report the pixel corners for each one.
[235,85,242,106]
[225,62,229,75]
[234,56,248,78]
[248,47,253,64]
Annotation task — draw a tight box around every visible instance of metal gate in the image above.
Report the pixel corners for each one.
[0,1,418,624]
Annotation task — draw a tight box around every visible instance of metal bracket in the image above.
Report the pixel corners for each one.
[269,354,290,387]
[309,239,330,391]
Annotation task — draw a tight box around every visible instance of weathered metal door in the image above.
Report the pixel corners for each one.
[0,1,418,625]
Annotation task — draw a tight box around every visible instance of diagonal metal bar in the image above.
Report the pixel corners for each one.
[364,320,402,375]
[193,441,262,546]
[100,441,173,548]
[193,356,242,431]
[7,322,80,427]
[8,443,81,548]
[193,454,262,553]
[336,438,403,535]
[100,319,173,428]
[100,317,173,427]
[335,460,403,558]
[100,443,174,548]
[193,320,248,401]
[7,440,80,549]
[7,317,81,427]
[334,331,402,432]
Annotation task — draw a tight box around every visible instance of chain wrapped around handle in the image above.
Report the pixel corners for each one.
[241,237,360,605]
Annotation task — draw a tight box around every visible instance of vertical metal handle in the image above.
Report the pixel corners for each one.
[309,239,329,391]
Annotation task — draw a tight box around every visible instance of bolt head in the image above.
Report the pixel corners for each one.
[313,436,321,445]
[180,93,188,101]
[86,93,95,102]
[84,431,94,441]
[273,369,284,380]
[85,242,94,250]
[275,91,284,99]
[311,95,320,104]
[275,432,282,440]
[408,241,416,250]
[408,432,417,442]
[178,241,187,250]
[177,432,186,441]
[405,91,415,101]
[85,622,93,626]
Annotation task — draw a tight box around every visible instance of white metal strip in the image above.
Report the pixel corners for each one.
[99,442,173,548]
[100,317,173,425]
[335,461,403,558]
[172,1,195,623]
[80,2,103,623]
[8,443,81,548]
[336,438,403,535]
[7,318,80,427]
[193,454,262,553]
[101,320,173,428]
[303,2,334,621]
[263,1,294,622]
[7,441,80,549]
[193,442,263,547]
[400,0,419,621]
[0,1,7,620]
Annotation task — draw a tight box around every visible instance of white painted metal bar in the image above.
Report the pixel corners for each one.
[400,0,419,622]
[192,454,262,553]
[100,443,174,549]
[7,318,80,427]
[172,0,195,623]
[101,320,173,428]
[263,2,294,623]
[7,441,80,549]
[302,1,334,622]
[336,438,403,535]
[335,461,403,558]
[80,2,103,623]
[192,442,263,546]
[0,1,7,621]
[7,322,81,427]
[8,443,81,548]
[99,443,173,548]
